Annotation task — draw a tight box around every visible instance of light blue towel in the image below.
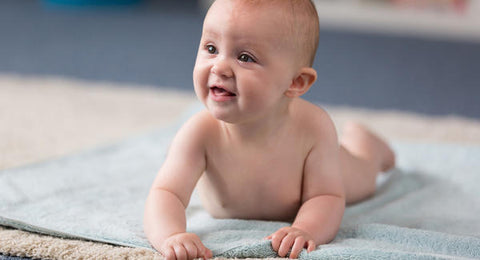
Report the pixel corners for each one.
[1,104,479,259]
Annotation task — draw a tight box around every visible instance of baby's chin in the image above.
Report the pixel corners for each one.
[204,102,241,124]
[208,109,236,123]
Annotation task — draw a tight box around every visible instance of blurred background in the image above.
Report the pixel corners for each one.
[1,0,479,118]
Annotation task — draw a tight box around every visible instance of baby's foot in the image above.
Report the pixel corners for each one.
[341,122,395,172]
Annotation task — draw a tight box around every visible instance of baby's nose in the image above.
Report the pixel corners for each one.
[211,57,233,78]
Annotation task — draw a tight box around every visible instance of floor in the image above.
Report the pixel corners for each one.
[1,0,480,118]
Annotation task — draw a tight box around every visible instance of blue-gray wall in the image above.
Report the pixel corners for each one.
[1,0,479,118]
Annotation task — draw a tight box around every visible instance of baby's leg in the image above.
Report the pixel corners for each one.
[339,122,395,204]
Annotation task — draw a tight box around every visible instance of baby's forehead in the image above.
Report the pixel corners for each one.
[231,0,295,27]
[205,1,295,41]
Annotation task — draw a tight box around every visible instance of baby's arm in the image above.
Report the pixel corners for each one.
[144,112,213,260]
[267,113,345,258]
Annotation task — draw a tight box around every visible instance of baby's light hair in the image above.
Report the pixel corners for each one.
[232,0,320,67]
[290,0,320,67]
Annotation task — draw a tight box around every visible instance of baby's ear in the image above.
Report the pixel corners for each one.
[284,67,317,98]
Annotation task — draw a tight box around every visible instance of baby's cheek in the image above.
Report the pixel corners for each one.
[192,65,202,85]
[193,66,208,90]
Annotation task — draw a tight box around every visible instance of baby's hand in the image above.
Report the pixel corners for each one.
[266,227,316,259]
[160,232,212,260]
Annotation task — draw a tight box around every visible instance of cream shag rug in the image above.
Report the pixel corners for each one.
[1,74,480,260]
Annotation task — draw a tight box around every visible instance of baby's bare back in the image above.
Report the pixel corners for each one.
[196,99,326,221]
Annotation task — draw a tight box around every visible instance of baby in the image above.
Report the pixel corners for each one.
[144,0,395,259]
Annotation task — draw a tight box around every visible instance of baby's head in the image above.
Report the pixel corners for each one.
[249,0,320,68]
[194,0,320,122]
[208,0,320,68]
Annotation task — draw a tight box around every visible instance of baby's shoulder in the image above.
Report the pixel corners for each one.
[176,110,225,145]
[292,99,337,140]
[293,99,333,127]
[177,110,220,140]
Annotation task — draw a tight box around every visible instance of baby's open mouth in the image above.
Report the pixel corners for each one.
[210,87,236,96]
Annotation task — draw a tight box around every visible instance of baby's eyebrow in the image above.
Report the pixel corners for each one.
[234,38,266,50]
[201,28,269,53]
[201,29,220,39]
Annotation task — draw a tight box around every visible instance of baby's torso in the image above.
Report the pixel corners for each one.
[197,102,319,221]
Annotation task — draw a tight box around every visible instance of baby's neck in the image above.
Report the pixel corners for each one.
[220,104,292,144]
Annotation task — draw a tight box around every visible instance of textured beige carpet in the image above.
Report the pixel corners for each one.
[1,74,480,259]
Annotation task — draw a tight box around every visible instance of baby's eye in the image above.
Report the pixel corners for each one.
[238,54,255,63]
[206,45,217,54]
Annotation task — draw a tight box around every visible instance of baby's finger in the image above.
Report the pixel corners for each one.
[278,234,296,257]
[271,230,287,252]
[173,245,187,260]
[288,237,306,259]
[182,242,198,259]
[202,247,213,259]
[162,247,176,260]
[192,239,212,259]
[307,240,316,252]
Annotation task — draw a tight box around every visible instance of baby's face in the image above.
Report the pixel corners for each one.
[193,0,300,123]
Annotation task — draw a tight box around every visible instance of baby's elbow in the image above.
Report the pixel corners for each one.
[155,186,190,208]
